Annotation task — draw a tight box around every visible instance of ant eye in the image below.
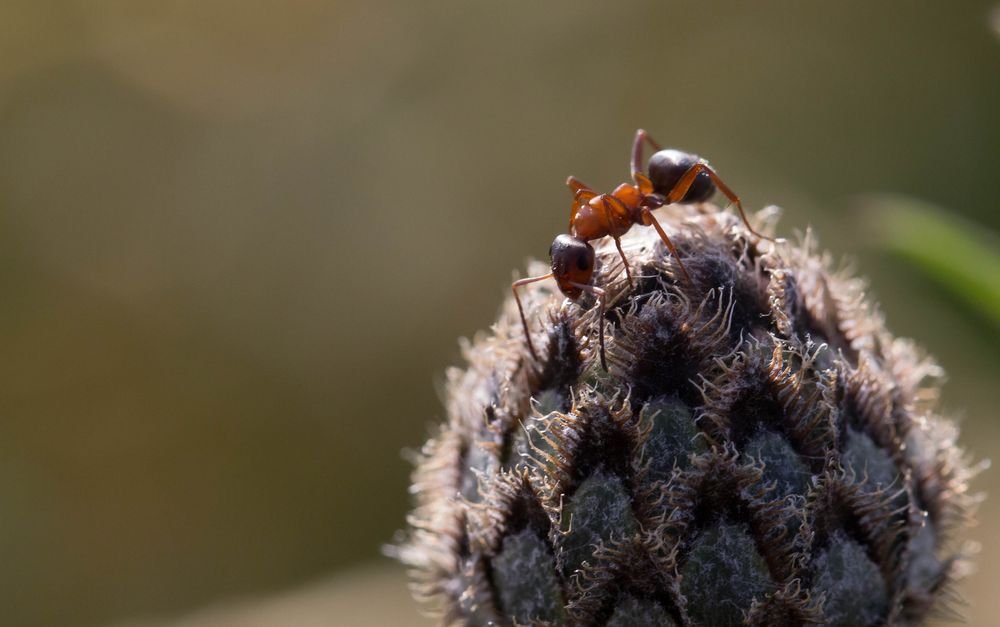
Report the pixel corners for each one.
[576,254,590,271]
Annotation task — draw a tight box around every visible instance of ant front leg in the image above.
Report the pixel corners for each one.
[665,163,774,242]
[512,273,554,363]
[567,176,597,229]
[598,197,635,291]
[569,281,607,371]
[631,129,663,191]
[566,175,595,195]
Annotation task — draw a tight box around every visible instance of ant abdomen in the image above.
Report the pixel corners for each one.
[647,149,715,203]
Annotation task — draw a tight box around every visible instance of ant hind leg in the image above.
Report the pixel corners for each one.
[631,129,664,188]
[664,163,774,242]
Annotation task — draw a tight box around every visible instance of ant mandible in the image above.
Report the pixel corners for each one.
[512,129,770,371]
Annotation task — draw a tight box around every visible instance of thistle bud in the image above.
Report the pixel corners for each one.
[394,204,980,626]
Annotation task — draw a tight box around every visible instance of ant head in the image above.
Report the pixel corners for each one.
[647,149,715,203]
[549,234,595,300]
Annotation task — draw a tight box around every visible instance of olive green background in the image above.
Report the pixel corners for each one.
[0,2,997,625]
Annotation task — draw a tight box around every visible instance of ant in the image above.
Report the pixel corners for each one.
[512,129,770,371]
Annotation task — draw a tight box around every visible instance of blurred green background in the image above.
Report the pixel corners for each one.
[0,2,997,625]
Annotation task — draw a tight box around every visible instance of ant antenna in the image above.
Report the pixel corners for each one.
[512,273,552,362]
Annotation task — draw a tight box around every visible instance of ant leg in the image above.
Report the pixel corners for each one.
[594,196,636,289]
[640,207,693,284]
[631,129,663,187]
[612,235,635,290]
[566,175,595,195]
[665,163,774,242]
[569,281,607,371]
[512,273,554,363]
[567,176,599,229]
[569,199,582,230]
[570,188,598,222]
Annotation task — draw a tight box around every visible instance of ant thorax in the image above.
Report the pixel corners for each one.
[570,201,606,241]
[573,185,642,242]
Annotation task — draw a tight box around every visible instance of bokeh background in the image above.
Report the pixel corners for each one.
[0,2,997,626]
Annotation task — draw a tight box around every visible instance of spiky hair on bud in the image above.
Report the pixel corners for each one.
[392,203,982,626]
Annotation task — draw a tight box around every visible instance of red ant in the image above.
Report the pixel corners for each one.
[512,129,770,371]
